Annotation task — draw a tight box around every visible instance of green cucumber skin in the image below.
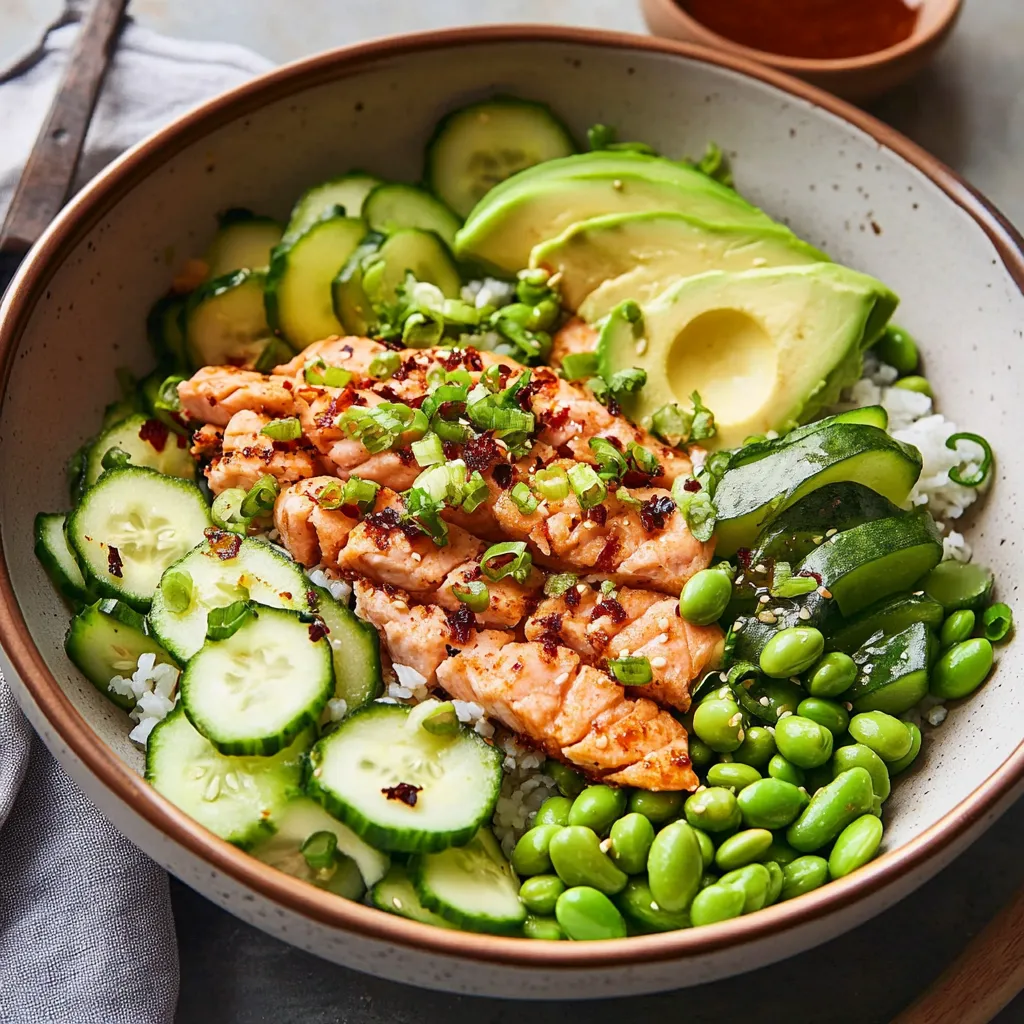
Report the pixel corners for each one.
[183,268,273,368]
[370,866,458,928]
[34,512,93,605]
[311,585,383,712]
[826,593,945,654]
[146,294,190,373]
[846,621,936,715]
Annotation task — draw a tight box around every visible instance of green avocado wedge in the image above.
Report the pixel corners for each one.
[530,211,827,318]
[598,263,899,452]
[454,151,777,274]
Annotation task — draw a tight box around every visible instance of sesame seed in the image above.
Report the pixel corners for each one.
[754,563,767,574]
[392,599,409,612]
[759,696,770,706]
[844,702,853,711]
[576,583,588,593]
[618,648,631,658]
[777,710,793,720]
[658,617,670,631]
[759,595,771,604]
[818,587,833,599]
[812,535,824,545]
[655,632,669,645]
[758,612,777,624]
[554,672,569,685]
[825,528,838,538]
[595,734,609,748]
[410,552,422,562]
[583,521,597,530]
[728,712,743,727]
[719,671,728,682]
[393,897,404,910]
[636,339,648,355]
[612,179,623,190]
[736,729,745,742]
[651,656,667,668]
[798,608,812,620]
[599,837,613,853]
[913,590,924,596]
[732,620,746,632]
[736,575,745,585]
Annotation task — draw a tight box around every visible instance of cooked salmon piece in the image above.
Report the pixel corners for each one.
[273,336,389,380]
[550,317,598,366]
[435,562,543,629]
[273,477,363,567]
[177,367,297,426]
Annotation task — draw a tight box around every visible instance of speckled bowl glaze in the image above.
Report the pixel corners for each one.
[1,26,1022,999]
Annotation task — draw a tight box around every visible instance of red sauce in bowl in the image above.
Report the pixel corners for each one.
[680,0,920,60]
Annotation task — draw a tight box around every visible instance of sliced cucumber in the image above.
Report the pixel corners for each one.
[364,183,461,246]
[307,703,502,853]
[35,512,92,604]
[184,269,275,368]
[331,231,385,336]
[714,424,922,556]
[285,173,382,241]
[371,865,457,928]
[84,413,195,487]
[265,213,366,348]
[146,294,189,372]
[65,598,176,711]
[797,511,942,618]
[146,707,309,849]
[846,621,936,715]
[826,592,945,654]
[181,605,333,756]
[205,209,283,277]
[426,98,576,218]
[252,796,390,888]
[67,467,212,611]
[149,536,311,662]
[360,229,462,311]
[411,828,526,935]
[311,585,382,715]
[921,560,995,612]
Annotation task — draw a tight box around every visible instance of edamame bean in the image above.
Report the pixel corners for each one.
[679,568,733,625]
[767,754,806,787]
[737,778,809,829]
[807,651,858,698]
[688,736,716,769]
[707,762,762,791]
[714,828,773,872]
[786,767,875,852]
[888,722,923,776]
[548,826,628,895]
[693,698,746,753]
[775,715,834,769]
[547,761,586,799]
[684,786,742,833]
[694,828,715,869]
[511,824,563,876]
[763,838,800,867]
[731,726,777,768]
[832,742,891,802]
[780,855,830,901]
[689,884,746,926]
[519,875,566,916]
[719,863,771,913]
[647,820,703,912]
[829,815,884,878]
[803,763,833,796]
[756,678,804,721]
[535,795,573,827]
[628,789,683,824]
[930,638,994,700]
[616,877,691,932]
[893,375,932,397]
[797,697,850,737]
[940,609,976,649]
[764,860,784,906]
[523,915,565,940]
[848,711,913,762]
[555,886,627,940]
[609,813,655,875]
[568,785,628,836]
[875,325,919,375]
[759,627,825,679]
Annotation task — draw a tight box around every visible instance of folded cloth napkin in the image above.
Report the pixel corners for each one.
[0,17,272,1024]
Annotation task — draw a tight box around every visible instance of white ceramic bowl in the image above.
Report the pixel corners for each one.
[1,26,1022,999]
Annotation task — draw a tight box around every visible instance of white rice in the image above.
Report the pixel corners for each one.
[108,652,180,747]
[461,277,516,310]
[306,566,352,604]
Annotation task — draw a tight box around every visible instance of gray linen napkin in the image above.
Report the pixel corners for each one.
[0,17,272,1024]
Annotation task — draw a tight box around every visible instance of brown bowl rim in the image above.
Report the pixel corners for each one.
[641,0,964,73]
[1,23,1023,972]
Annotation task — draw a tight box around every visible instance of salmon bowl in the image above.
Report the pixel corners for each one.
[1,25,1024,997]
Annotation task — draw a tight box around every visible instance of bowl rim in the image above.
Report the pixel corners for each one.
[1,23,1023,971]
[640,0,964,73]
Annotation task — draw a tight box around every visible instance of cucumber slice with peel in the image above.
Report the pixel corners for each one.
[285,173,382,241]
[846,621,936,715]
[826,592,945,654]
[411,828,526,935]
[371,865,457,928]
[184,269,275,368]
[85,413,195,486]
[921,560,995,612]
[181,605,333,756]
[363,183,461,246]
[306,702,503,853]
[360,229,462,309]
[146,294,189,372]
[331,232,385,336]
[205,209,283,277]
[35,512,91,604]
[310,585,382,716]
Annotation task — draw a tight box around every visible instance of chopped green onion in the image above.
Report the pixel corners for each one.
[587,123,616,150]
[689,391,716,441]
[589,437,628,481]
[206,600,253,641]
[317,476,380,513]
[466,397,535,435]
[240,474,279,519]
[304,358,353,388]
[421,701,461,736]
[677,490,717,543]
[607,367,647,398]
[616,488,642,508]
[567,463,608,509]
[561,352,599,381]
[510,482,539,515]
[651,403,691,447]
[212,487,250,534]
[414,461,468,505]
[300,830,338,872]
[260,417,302,441]
[481,541,533,584]
[411,433,445,468]
[161,570,194,614]
[461,471,490,513]
[544,573,579,598]
[983,602,1013,643]
[534,466,570,502]
[445,368,474,387]
[422,382,469,420]
[627,442,660,476]
[770,562,819,598]
[253,338,293,373]
[946,432,994,487]
[153,375,185,414]
[403,311,445,347]
[608,656,653,686]
[451,580,490,613]
[599,579,617,596]
[481,364,504,393]
[432,418,471,443]
[100,446,132,472]
[402,487,449,547]
[693,141,733,187]
[368,351,401,380]
[341,403,428,453]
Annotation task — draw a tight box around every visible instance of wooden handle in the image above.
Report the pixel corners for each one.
[893,883,1024,1024]
[0,0,130,257]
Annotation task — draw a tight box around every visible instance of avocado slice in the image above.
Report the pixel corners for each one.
[454,151,776,274]
[597,263,899,452]
[530,211,827,318]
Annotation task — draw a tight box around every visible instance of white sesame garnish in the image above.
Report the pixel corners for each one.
[618,649,631,659]
[657,617,670,631]
[825,528,838,538]
[612,179,623,190]
[733,620,746,633]
[655,633,669,645]
[728,712,743,727]
[812,535,824,545]
[844,702,853,711]
[759,595,771,604]
[754,563,767,574]
[595,734,609,748]
[636,339,648,355]
[651,656,667,669]
[798,608,812,621]
[553,672,569,686]
[759,696,770,706]
[392,599,409,612]
[758,612,777,624]
[410,552,422,563]
[778,711,794,720]
[576,583,588,593]
[599,837,613,853]
[583,521,597,530]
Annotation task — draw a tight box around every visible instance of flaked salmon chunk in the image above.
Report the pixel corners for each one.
[273,336,388,380]
[177,366,296,426]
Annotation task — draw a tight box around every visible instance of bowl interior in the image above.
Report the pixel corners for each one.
[1,33,1022,876]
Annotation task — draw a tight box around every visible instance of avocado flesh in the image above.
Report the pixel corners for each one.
[598,263,899,452]
[529,211,827,318]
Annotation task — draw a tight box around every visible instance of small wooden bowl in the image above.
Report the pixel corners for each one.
[640,0,963,101]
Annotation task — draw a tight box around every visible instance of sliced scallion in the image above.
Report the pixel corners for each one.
[651,403,691,447]
[567,463,607,509]
[481,541,533,584]
[402,487,449,547]
[411,433,445,468]
[510,482,540,515]
[239,474,278,519]
[100,446,132,472]
[206,600,254,641]
[161,569,194,614]
[544,573,579,598]
[368,351,401,380]
[420,701,461,736]
[461,471,490,513]
[946,432,994,488]
[983,602,1013,643]
[608,656,653,686]
[561,352,598,382]
[300,830,338,872]
[627,442,660,476]
[589,437,628,481]
[451,580,490,613]
[534,466,569,502]
[260,417,302,441]
[212,487,250,534]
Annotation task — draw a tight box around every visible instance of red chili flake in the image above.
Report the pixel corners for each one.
[798,570,823,585]
[308,617,329,642]
[565,586,581,609]
[465,564,483,582]
[462,434,500,473]
[584,504,607,526]
[394,446,415,466]
[435,400,466,420]
[542,405,570,432]
[736,548,753,570]
[204,527,242,560]
[683,478,702,492]
[176,432,188,449]
[441,439,460,461]
[391,358,417,381]
[363,507,403,549]
[107,546,123,578]
[376,384,402,403]
[382,782,422,807]
[492,463,513,489]
[592,598,627,624]
[444,604,478,645]
[282,379,293,391]
[138,419,169,453]
[595,535,621,572]
[445,644,460,657]
[639,495,677,532]
[306,589,320,610]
